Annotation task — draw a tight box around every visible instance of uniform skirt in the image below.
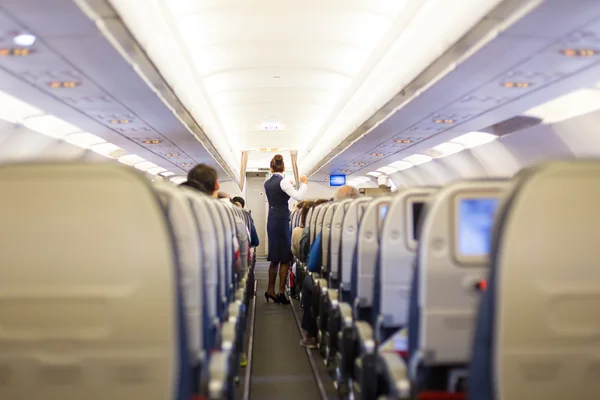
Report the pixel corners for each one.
[267,211,294,264]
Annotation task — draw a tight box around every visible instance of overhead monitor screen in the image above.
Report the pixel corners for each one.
[458,198,499,257]
[330,174,346,187]
[411,202,425,241]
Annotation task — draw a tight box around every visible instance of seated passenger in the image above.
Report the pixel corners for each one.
[184,164,241,274]
[291,201,314,259]
[232,196,260,248]
[301,186,359,349]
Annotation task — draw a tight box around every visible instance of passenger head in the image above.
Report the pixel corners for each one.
[232,196,245,208]
[334,185,359,201]
[270,154,285,173]
[217,192,229,199]
[187,164,220,197]
[313,198,330,207]
[300,200,314,227]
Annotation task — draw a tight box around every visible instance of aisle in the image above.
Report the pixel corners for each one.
[250,263,321,400]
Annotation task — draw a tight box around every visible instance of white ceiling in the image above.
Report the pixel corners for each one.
[106,0,504,173]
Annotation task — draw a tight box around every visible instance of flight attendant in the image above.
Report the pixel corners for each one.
[264,154,308,304]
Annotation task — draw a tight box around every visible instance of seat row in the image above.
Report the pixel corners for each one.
[291,160,600,400]
[0,162,254,400]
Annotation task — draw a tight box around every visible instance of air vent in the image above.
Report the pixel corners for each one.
[481,116,542,137]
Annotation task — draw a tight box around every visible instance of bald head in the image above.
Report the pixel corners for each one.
[334,185,359,201]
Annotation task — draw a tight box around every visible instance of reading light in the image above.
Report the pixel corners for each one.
[502,82,531,88]
[65,132,106,148]
[148,167,167,175]
[160,171,175,177]
[367,171,383,177]
[135,161,157,171]
[395,139,412,144]
[110,119,131,124]
[354,162,366,166]
[92,143,125,158]
[165,153,179,157]
[403,154,432,165]
[13,34,36,47]
[561,49,596,57]
[118,154,145,166]
[144,139,162,144]
[0,48,32,56]
[388,160,413,171]
[48,81,79,89]
[425,142,464,158]
[371,153,384,157]
[434,119,455,124]
[450,131,497,148]
[376,166,398,175]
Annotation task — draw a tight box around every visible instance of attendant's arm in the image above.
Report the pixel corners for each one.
[280,178,308,201]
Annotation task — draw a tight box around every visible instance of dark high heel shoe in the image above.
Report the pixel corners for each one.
[277,293,290,305]
[265,292,279,303]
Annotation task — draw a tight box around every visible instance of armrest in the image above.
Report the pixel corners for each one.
[208,351,229,400]
[354,321,375,354]
[327,288,338,301]
[339,302,353,327]
[220,321,237,351]
[379,352,411,399]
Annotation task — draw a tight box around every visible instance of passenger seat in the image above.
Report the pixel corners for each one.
[0,162,191,400]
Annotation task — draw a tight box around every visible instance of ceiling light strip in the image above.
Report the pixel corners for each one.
[75,0,239,185]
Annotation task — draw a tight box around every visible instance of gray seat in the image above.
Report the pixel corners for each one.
[408,179,509,395]
[321,202,339,277]
[377,187,438,341]
[340,197,372,301]
[329,199,354,288]
[470,160,600,400]
[0,162,189,400]
[155,183,205,372]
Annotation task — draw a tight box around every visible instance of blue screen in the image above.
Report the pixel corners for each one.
[329,174,346,187]
[379,205,388,221]
[458,198,499,256]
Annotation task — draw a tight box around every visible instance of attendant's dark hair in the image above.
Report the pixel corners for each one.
[270,154,285,173]
[232,196,245,208]
[187,163,218,195]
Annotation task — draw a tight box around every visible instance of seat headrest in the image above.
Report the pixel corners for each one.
[471,160,600,400]
[321,202,340,272]
[0,162,186,399]
[414,179,509,365]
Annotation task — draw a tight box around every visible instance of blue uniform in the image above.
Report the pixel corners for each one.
[264,174,294,263]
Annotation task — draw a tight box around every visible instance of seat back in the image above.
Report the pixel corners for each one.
[321,202,340,275]
[316,203,332,242]
[409,179,508,368]
[309,206,321,244]
[203,199,229,318]
[0,162,188,400]
[311,203,328,243]
[470,161,600,400]
[340,197,372,297]
[377,187,438,331]
[155,183,204,365]
[329,199,354,285]
[355,197,392,311]
[180,189,219,350]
